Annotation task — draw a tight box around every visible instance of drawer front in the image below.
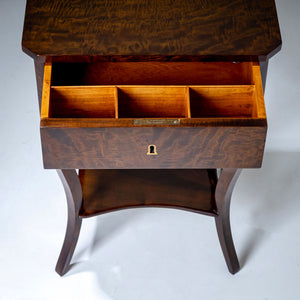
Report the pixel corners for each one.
[41,126,266,169]
[40,60,267,169]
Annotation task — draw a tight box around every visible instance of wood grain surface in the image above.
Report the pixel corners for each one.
[214,168,241,274]
[51,86,117,118]
[117,86,189,118]
[55,170,82,276]
[40,59,267,169]
[51,62,253,86]
[79,169,218,217]
[40,126,266,169]
[34,61,44,110]
[22,0,281,59]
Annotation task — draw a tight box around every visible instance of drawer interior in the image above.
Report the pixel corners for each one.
[50,86,117,118]
[41,61,265,122]
[118,86,189,118]
[51,62,253,86]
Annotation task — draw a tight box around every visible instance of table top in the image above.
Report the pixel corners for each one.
[22,0,281,59]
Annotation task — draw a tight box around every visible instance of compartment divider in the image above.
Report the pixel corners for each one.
[48,84,259,119]
[50,86,117,118]
[114,86,118,119]
[185,87,191,118]
[189,85,256,118]
[251,62,266,119]
[117,86,187,118]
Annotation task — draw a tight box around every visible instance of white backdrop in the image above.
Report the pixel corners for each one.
[0,0,299,299]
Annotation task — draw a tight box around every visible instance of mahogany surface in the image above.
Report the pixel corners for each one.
[51,62,253,86]
[34,60,44,110]
[41,126,266,169]
[215,168,241,274]
[22,0,281,59]
[79,169,218,217]
[22,0,281,276]
[55,170,82,276]
[40,60,267,170]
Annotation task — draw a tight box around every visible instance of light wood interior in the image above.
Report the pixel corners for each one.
[51,62,253,86]
[50,86,117,118]
[118,86,188,118]
[189,86,256,118]
[44,61,265,120]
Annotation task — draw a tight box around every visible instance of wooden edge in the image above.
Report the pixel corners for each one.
[51,85,117,89]
[185,87,191,118]
[187,85,255,90]
[114,86,118,119]
[25,55,264,63]
[252,62,267,119]
[40,62,52,118]
[40,117,267,128]
[249,61,254,85]
[249,62,258,117]
[80,204,218,218]
[51,84,254,89]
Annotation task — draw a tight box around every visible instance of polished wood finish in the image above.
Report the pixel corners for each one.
[40,62,52,119]
[22,0,281,276]
[41,126,266,169]
[189,86,256,118]
[215,168,241,274]
[55,170,83,276]
[49,85,259,119]
[40,61,267,169]
[43,61,265,119]
[51,86,117,118]
[34,60,44,111]
[118,86,189,118]
[259,58,269,92]
[79,169,218,217]
[22,0,281,59]
[51,62,253,86]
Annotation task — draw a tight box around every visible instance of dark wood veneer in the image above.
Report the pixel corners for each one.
[215,168,241,274]
[40,61,267,169]
[55,170,82,276]
[22,0,281,59]
[51,62,253,86]
[34,60,44,110]
[22,0,281,277]
[41,126,266,169]
[79,169,218,217]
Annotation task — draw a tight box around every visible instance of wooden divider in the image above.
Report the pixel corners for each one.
[189,85,256,118]
[50,86,117,118]
[117,86,188,118]
[49,84,257,119]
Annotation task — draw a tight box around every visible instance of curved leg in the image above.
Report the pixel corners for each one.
[55,170,83,276]
[215,168,241,274]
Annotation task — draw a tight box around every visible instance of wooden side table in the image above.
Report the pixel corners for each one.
[22,0,281,276]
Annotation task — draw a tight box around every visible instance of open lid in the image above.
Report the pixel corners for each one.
[22,0,281,60]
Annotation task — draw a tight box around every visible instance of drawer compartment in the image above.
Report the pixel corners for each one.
[50,86,117,118]
[118,86,189,118]
[40,61,267,169]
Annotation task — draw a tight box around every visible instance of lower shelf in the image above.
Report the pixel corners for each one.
[79,169,218,217]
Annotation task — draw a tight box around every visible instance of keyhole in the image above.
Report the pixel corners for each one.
[147,144,157,155]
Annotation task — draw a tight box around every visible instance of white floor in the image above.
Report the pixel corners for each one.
[1,0,300,299]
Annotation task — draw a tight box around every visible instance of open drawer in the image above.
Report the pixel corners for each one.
[40,61,267,169]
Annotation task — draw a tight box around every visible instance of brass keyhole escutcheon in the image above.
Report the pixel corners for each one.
[147,144,157,155]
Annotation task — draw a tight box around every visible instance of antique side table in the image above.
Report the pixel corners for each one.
[22,0,281,276]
